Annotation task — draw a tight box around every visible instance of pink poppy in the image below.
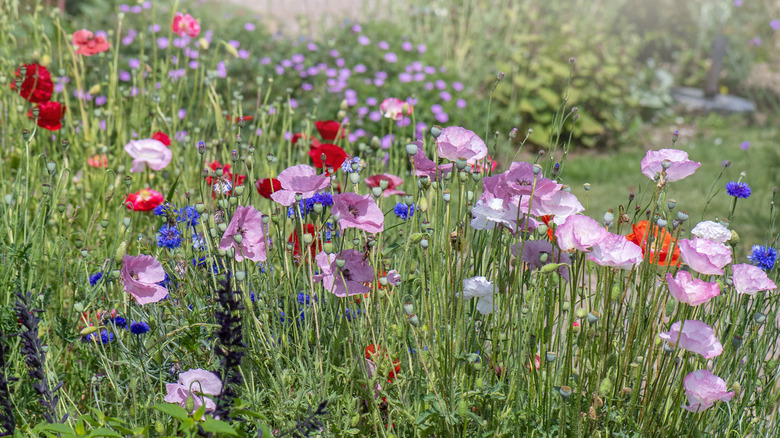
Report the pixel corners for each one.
[511,240,571,282]
[386,269,401,286]
[691,221,731,243]
[72,29,111,56]
[331,193,384,234]
[678,237,732,276]
[682,369,734,413]
[436,126,488,165]
[555,215,609,252]
[588,233,644,270]
[732,263,777,295]
[124,138,172,173]
[164,369,221,414]
[409,139,452,181]
[313,250,375,297]
[121,255,168,305]
[218,205,268,263]
[665,271,720,306]
[470,198,521,232]
[502,162,559,199]
[270,164,330,206]
[658,320,723,359]
[640,149,701,182]
[364,173,404,196]
[172,13,201,38]
[458,276,495,315]
[379,97,412,120]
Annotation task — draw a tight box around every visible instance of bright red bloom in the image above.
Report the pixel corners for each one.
[291,133,321,150]
[365,345,401,383]
[206,161,246,198]
[288,223,322,261]
[72,29,110,56]
[10,63,53,103]
[309,143,348,172]
[28,101,66,131]
[315,120,345,141]
[125,188,164,212]
[152,131,171,146]
[626,220,681,266]
[255,178,282,199]
[540,215,556,242]
[226,115,254,123]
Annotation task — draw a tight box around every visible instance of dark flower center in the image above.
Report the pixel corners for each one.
[348,205,360,216]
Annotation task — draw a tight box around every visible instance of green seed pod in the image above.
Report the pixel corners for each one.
[665,299,675,316]
[114,241,127,264]
[599,377,612,397]
[185,395,195,414]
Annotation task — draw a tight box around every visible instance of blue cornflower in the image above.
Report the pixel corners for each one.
[157,272,174,290]
[394,202,415,220]
[129,321,150,335]
[298,292,311,306]
[85,329,113,345]
[344,308,362,322]
[157,224,182,249]
[250,291,256,303]
[280,310,305,324]
[288,192,334,217]
[748,245,777,271]
[89,272,103,286]
[112,316,127,329]
[176,205,200,227]
[153,203,174,216]
[726,181,751,198]
[341,156,362,173]
[192,232,207,250]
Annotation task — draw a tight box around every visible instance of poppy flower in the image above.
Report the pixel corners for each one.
[10,63,53,103]
[365,345,401,383]
[28,101,66,131]
[152,131,171,146]
[315,120,345,141]
[331,193,384,234]
[164,369,221,414]
[218,205,268,263]
[288,223,322,261]
[125,188,164,211]
[124,138,172,172]
[226,115,254,123]
[626,220,680,266]
[255,178,282,199]
[364,173,404,196]
[291,132,321,150]
[121,254,168,305]
[379,98,412,120]
[72,29,111,56]
[171,12,201,38]
[206,160,246,197]
[436,126,488,166]
[270,164,330,206]
[313,249,374,297]
[681,369,734,413]
[309,143,348,171]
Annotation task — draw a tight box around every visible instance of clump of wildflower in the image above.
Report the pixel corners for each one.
[129,321,150,335]
[288,192,334,218]
[393,202,415,220]
[89,272,103,286]
[725,181,751,198]
[747,245,777,271]
[157,224,182,249]
[177,205,200,227]
[112,316,127,329]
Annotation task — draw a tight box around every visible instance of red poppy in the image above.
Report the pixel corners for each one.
[205,160,246,186]
[10,63,53,103]
[315,120,345,141]
[255,178,282,199]
[72,29,111,56]
[152,131,171,146]
[309,143,348,172]
[291,133,321,150]
[539,215,556,242]
[288,223,322,261]
[28,101,66,131]
[125,188,164,211]
[365,344,401,383]
[626,219,680,266]
[226,115,254,123]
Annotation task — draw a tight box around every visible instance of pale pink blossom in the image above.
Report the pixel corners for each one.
[164,369,221,414]
[172,13,201,38]
[691,221,731,243]
[555,215,609,252]
[732,263,777,295]
[270,164,330,206]
[121,254,168,305]
[471,198,521,232]
[658,320,723,359]
[682,369,734,413]
[640,149,701,182]
[678,237,732,276]
[666,271,720,306]
[313,250,374,297]
[436,126,488,165]
[331,193,384,234]
[218,205,268,262]
[458,276,495,315]
[588,233,644,270]
[124,138,172,173]
[379,97,412,120]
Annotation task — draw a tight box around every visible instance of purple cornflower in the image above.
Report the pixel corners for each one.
[726,181,751,198]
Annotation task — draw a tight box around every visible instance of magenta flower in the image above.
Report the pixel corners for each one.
[511,240,571,281]
[164,369,221,414]
[658,320,723,359]
[588,233,644,270]
[171,13,201,38]
[270,164,330,206]
[379,97,412,120]
[678,237,732,276]
[732,263,777,295]
[502,162,559,198]
[555,215,609,252]
[218,206,268,262]
[691,221,731,243]
[666,271,720,306]
[313,250,375,297]
[121,254,168,305]
[436,126,488,165]
[458,276,495,315]
[124,138,172,173]
[682,370,735,413]
[640,149,701,182]
[331,193,384,233]
[409,140,453,181]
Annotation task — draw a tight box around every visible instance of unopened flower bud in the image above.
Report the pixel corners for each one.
[371,186,383,198]
[370,136,380,149]
[405,142,418,156]
[430,126,442,138]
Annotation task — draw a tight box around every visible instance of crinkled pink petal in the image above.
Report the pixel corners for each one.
[678,237,732,276]
[732,263,777,295]
[666,271,720,306]
[555,215,609,252]
[640,149,701,182]
[588,233,644,270]
[658,320,723,359]
[682,369,734,413]
[436,126,488,165]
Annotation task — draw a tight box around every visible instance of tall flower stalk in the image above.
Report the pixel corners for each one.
[212,277,246,421]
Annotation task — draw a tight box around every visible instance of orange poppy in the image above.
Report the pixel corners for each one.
[626,220,680,266]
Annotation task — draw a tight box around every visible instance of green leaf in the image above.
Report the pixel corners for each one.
[88,427,123,437]
[166,174,180,204]
[151,403,190,422]
[42,423,75,434]
[200,418,239,436]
